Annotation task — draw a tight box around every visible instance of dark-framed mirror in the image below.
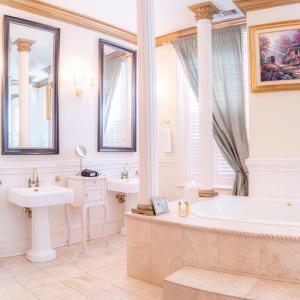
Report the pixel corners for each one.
[98,39,136,152]
[2,15,60,155]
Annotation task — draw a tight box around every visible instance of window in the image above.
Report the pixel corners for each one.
[178,62,234,188]
[177,27,248,189]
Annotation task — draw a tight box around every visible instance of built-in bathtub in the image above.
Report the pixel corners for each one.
[191,196,300,227]
[127,196,300,287]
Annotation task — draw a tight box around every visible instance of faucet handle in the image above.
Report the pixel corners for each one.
[27,178,32,188]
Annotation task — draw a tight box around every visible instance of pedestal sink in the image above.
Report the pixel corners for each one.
[9,185,73,263]
[107,178,139,235]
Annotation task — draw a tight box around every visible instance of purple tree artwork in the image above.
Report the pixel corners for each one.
[259,29,300,82]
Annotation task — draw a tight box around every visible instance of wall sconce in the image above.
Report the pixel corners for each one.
[73,72,94,97]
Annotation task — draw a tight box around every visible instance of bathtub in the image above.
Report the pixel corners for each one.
[191,196,300,226]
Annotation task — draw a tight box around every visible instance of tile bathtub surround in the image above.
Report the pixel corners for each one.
[127,212,300,286]
[0,234,163,300]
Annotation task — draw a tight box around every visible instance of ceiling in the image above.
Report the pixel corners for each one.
[42,0,242,36]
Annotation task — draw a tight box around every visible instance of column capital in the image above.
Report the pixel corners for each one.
[14,38,35,53]
[188,2,219,21]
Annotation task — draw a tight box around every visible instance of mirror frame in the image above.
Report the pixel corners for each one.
[98,39,137,152]
[2,15,60,155]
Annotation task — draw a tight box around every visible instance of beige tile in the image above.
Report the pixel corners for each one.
[61,273,106,293]
[261,239,300,281]
[182,228,218,269]
[151,222,183,259]
[119,293,146,300]
[87,264,127,282]
[163,281,197,300]
[2,261,40,276]
[111,276,151,293]
[127,217,152,251]
[246,279,300,300]
[165,266,216,289]
[127,246,152,283]
[34,256,67,270]
[45,264,86,280]
[14,269,55,289]
[201,272,257,298]
[31,281,88,300]
[0,290,36,300]
[197,291,242,300]
[0,255,28,266]
[151,255,183,287]
[83,282,131,300]
[136,285,163,299]
[73,254,108,272]
[218,234,260,275]
[0,276,25,296]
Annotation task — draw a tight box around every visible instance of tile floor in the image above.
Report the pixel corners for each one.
[0,234,163,300]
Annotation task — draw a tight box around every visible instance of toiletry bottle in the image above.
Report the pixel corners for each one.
[185,201,190,216]
[178,201,181,216]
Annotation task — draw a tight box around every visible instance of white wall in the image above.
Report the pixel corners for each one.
[247,3,300,197]
[0,5,138,256]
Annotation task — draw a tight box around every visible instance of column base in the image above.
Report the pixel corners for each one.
[198,189,218,198]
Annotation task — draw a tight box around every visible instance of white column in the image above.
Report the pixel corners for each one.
[136,0,159,204]
[189,3,219,197]
[14,39,35,147]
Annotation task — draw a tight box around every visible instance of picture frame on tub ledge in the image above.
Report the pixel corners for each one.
[151,196,169,216]
[249,19,300,92]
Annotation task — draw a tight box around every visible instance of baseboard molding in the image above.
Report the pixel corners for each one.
[246,158,300,198]
[0,220,123,257]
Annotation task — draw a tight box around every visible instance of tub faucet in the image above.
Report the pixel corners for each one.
[28,168,40,188]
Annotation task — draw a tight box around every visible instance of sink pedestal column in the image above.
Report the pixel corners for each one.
[27,207,56,262]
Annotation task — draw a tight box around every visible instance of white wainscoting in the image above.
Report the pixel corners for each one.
[247,158,300,199]
[0,158,138,257]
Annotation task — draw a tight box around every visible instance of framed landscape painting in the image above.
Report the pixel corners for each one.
[250,20,300,92]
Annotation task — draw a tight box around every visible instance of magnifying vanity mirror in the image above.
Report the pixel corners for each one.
[2,16,60,155]
[98,39,136,152]
[75,145,87,175]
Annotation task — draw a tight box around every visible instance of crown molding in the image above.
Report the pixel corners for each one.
[156,18,246,47]
[234,0,300,12]
[0,0,137,44]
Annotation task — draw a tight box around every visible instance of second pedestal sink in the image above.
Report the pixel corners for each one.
[9,185,73,263]
[107,178,139,235]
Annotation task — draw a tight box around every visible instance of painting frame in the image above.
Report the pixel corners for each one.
[151,196,169,216]
[250,19,300,92]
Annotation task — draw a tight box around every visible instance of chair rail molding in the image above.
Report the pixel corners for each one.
[234,0,300,12]
[0,0,137,44]
[246,158,300,198]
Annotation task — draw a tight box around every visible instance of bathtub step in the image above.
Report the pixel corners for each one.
[163,266,300,300]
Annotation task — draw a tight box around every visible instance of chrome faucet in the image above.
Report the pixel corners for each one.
[28,168,40,188]
[121,164,129,179]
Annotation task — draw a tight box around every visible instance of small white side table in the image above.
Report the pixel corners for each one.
[66,176,108,250]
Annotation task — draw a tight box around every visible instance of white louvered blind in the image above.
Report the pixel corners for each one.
[178,58,234,188]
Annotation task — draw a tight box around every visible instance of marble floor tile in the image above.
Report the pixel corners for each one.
[13,269,56,289]
[44,263,87,280]
[111,276,151,293]
[2,261,40,276]
[30,281,89,300]
[83,282,131,300]
[0,276,25,296]
[0,290,36,300]
[87,264,127,282]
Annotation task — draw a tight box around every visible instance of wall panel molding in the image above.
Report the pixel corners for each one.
[247,158,300,198]
[0,0,137,44]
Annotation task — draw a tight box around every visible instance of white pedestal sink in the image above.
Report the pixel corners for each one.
[9,185,73,263]
[107,178,139,235]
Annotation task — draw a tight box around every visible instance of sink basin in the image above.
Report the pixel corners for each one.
[9,185,73,207]
[107,178,139,194]
[8,185,73,263]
